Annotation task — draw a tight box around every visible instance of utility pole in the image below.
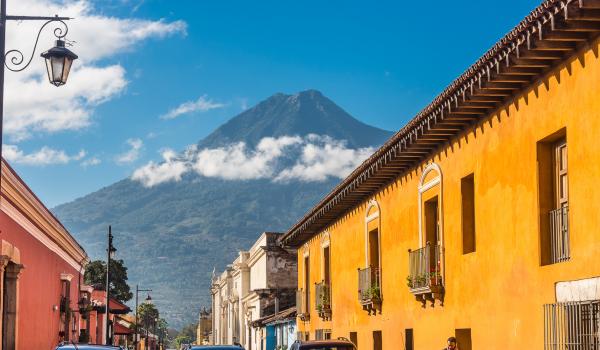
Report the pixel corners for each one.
[105,226,115,345]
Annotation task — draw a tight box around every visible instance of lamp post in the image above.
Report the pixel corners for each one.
[105,226,117,345]
[135,286,152,349]
[0,0,77,189]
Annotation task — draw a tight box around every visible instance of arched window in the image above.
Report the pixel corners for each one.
[358,200,382,314]
[418,163,444,284]
[364,200,381,269]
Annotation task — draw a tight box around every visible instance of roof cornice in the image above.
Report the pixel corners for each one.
[280,0,600,247]
[1,160,88,264]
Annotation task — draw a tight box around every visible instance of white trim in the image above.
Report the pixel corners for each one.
[60,273,74,282]
[364,199,381,269]
[0,199,83,271]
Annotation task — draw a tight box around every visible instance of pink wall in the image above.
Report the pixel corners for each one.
[0,211,84,349]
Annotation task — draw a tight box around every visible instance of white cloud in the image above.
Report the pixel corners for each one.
[131,148,190,187]
[131,135,374,187]
[3,144,86,166]
[81,157,101,167]
[116,138,143,164]
[275,136,374,182]
[3,0,186,141]
[192,136,302,180]
[161,95,225,120]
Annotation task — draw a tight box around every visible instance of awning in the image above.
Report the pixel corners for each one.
[114,322,133,335]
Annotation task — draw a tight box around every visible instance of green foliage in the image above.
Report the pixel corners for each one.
[138,302,159,329]
[174,335,192,349]
[84,259,133,303]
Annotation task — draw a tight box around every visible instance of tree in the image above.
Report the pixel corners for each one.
[174,335,192,350]
[84,259,133,302]
[137,302,159,330]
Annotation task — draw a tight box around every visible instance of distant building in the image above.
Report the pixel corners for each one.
[196,307,212,344]
[0,160,88,349]
[211,232,297,350]
[252,307,296,350]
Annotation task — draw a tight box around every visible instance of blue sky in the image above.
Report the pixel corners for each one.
[6,0,541,207]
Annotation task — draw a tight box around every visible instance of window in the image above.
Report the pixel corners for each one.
[349,332,358,349]
[304,255,310,314]
[373,331,382,350]
[368,229,380,269]
[323,246,330,285]
[537,131,569,265]
[544,301,599,348]
[455,329,472,350]
[405,329,414,350]
[461,174,476,254]
[60,279,72,341]
[315,329,332,340]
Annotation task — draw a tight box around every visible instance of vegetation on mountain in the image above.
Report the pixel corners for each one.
[53,90,393,328]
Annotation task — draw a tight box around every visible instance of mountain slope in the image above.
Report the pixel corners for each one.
[199,90,390,149]
[52,90,393,328]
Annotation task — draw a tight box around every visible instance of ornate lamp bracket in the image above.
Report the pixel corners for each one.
[3,15,71,72]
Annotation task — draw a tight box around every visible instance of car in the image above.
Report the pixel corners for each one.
[189,346,243,349]
[289,339,357,350]
[55,344,123,350]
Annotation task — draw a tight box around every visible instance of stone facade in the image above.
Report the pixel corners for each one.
[211,232,297,350]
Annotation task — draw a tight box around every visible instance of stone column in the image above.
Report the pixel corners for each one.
[0,256,9,348]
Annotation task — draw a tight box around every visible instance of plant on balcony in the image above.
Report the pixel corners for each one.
[367,284,381,300]
[318,285,331,309]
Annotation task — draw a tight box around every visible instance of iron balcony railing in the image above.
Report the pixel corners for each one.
[315,281,331,311]
[544,300,600,349]
[357,266,381,303]
[296,289,309,318]
[407,243,442,291]
[549,205,570,264]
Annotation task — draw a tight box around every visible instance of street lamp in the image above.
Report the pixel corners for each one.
[40,39,78,87]
[0,0,78,189]
[135,286,152,349]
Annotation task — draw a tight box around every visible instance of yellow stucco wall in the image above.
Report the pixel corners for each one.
[295,38,600,349]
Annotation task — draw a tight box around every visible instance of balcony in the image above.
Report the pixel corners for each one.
[357,266,381,315]
[315,281,331,320]
[407,243,444,307]
[549,205,569,264]
[296,289,310,322]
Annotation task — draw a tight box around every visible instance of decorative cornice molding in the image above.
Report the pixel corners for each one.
[60,273,74,282]
[1,160,88,265]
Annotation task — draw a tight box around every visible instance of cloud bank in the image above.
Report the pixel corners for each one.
[131,135,373,187]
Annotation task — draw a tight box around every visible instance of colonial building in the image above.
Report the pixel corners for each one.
[0,160,89,349]
[211,232,297,350]
[196,307,212,345]
[279,1,600,349]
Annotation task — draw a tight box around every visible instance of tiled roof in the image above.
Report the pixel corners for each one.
[280,0,600,247]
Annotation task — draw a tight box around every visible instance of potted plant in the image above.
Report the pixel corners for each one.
[406,275,413,288]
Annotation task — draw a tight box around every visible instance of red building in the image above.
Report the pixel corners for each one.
[0,160,89,349]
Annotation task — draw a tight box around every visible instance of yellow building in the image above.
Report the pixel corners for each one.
[279,1,600,349]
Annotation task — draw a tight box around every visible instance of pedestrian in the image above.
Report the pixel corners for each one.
[443,337,457,350]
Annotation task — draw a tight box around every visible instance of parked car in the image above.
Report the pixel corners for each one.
[55,344,123,350]
[290,339,357,350]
